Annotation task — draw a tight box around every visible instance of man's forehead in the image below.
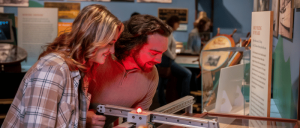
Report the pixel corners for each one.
[147,34,168,43]
[145,34,168,51]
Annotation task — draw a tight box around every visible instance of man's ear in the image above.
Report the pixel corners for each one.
[129,46,141,57]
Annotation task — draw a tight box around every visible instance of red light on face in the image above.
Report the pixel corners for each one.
[137,107,142,114]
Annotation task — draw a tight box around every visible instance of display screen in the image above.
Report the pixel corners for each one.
[0,20,12,41]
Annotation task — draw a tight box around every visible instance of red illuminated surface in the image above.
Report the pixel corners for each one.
[137,107,142,114]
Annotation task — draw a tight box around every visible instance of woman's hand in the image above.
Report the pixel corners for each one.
[87,109,106,128]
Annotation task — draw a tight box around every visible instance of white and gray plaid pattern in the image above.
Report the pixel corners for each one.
[2,53,88,128]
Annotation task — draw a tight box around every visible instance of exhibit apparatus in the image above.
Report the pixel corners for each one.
[96,96,219,128]
[200,47,250,115]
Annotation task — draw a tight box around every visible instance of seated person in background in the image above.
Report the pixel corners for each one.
[156,15,192,106]
[2,4,123,128]
[187,18,211,53]
[87,14,172,127]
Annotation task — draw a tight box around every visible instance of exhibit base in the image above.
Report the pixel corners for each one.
[203,102,250,115]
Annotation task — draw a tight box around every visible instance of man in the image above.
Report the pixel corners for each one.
[87,15,172,127]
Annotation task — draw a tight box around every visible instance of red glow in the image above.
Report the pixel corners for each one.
[137,107,142,114]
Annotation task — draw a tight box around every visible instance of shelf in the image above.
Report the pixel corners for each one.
[0,99,13,105]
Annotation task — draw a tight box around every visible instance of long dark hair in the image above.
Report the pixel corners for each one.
[166,15,180,29]
[196,18,211,33]
[115,15,172,60]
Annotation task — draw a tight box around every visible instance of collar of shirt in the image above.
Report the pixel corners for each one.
[36,53,64,70]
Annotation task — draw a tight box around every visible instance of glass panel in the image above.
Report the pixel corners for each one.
[201,47,250,115]
[201,115,297,128]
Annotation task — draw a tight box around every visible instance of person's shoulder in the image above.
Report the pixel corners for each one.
[190,28,199,34]
[39,53,66,66]
[35,53,69,72]
[189,28,199,37]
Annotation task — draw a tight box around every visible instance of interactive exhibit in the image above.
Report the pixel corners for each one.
[0,2,299,128]
[92,11,296,128]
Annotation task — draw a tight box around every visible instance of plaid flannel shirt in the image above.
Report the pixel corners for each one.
[2,53,89,128]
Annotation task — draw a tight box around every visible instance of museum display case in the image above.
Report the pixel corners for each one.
[200,47,251,115]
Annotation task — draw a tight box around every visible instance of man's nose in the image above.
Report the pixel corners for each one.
[154,54,162,64]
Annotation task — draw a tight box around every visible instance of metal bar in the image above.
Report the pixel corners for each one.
[153,96,195,114]
[97,104,134,118]
[151,112,211,123]
[185,105,193,114]
[0,99,13,104]
[153,120,206,128]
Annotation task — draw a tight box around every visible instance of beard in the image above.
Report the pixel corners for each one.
[141,62,155,72]
[133,55,156,73]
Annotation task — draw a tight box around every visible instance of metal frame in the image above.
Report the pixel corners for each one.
[96,96,220,128]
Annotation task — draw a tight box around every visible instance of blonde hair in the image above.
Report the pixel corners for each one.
[39,4,122,73]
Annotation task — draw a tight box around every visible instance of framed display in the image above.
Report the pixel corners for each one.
[44,2,80,19]
[295,0,300,8]
[272,0,280,37]
[158,8,188,24]
[253,0,270,11]
[279,0,294,39]
[0,0,28,7]
[0,19,14,43]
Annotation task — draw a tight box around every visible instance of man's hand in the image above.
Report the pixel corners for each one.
[87,109,106,128]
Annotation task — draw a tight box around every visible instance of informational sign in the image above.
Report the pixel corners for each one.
[58,22,72,36]
[249,11,273,117]
[158,8,188,23]
[18,8,58,67]
[176,24,187,31]
[44,2,80,19]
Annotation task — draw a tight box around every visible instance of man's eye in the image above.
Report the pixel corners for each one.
[152,52,158,55]
[108,43,114,46]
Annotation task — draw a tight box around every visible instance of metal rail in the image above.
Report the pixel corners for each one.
[150,112,218,128]
[96,96,219,128]
[153,95,195,114]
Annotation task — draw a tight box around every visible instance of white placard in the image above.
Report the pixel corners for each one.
[176,24,187,31]
[249,11,273,117]
[215,64,244,114]
[18,8,58,67]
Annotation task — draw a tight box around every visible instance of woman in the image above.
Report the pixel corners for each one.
[157,15,192,106]
[187,18,211,53]
[2,4,123,128]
